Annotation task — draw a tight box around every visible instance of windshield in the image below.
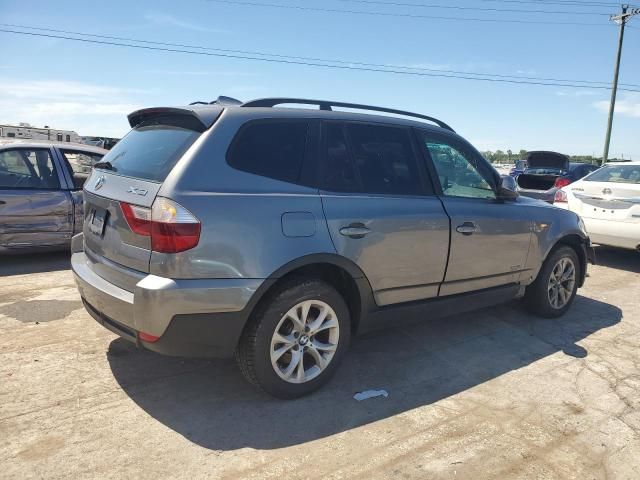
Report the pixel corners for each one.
[584,164,640,184]
[96,124,200,182]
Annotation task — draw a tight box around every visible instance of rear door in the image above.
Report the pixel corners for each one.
[82,121,203,277]
[320,121,450,306]
[417,131,533,296]
[0,147,72,249]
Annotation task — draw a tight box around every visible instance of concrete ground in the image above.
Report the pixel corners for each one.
[1,248,639,479]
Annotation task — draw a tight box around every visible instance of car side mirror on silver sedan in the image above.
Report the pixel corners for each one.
[498,174,519,200]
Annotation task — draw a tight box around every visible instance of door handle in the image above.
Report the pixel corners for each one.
[339,223,371,239]
[456,222,477,235]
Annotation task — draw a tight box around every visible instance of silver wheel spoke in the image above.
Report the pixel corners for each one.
[282,349,302,379]
[311,339,337,352]
[307,345,327,370]
[313,318,339,334]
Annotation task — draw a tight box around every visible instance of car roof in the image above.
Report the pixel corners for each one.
[0,139,108,154]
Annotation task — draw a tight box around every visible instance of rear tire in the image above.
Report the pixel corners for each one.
[523,245,580,318]
[235,277,351,399]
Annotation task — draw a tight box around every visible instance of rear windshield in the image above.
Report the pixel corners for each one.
[585,165,640,184]
[97,124,200,182]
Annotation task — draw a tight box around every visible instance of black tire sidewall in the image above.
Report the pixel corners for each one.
[251,279,351,399]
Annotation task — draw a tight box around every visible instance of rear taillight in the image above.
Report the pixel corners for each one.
[554,189,568,203]
[120,198,200,253]
[554,177,572,189]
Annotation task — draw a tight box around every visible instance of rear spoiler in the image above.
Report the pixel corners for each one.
[127,106,223,132]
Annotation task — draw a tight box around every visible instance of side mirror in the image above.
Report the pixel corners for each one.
[497,175,519,200]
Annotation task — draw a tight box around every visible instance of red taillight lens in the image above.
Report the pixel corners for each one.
[554,189,568,203]
[139,331,160,343]
[120,198,200,253]
[120,202,152,236]
[554,177,572,189]
[151,222,201,253]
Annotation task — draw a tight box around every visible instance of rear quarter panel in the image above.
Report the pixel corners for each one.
[153,110,337,279]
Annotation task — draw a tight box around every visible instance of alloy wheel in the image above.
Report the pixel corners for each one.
[547,257,576,309]
[270,300,340,384]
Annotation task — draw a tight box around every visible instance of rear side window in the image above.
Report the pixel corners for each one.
[227,121,309,184]
[97,125,200,182]
[0,148,59,189]
[322,122,426,196]
[61,150,104,174]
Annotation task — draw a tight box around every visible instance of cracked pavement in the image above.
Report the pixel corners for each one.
[1,247,639,479]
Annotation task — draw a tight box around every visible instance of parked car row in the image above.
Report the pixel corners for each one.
[0,140,107,251]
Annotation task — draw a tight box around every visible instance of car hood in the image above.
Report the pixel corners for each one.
[525,151,569,170]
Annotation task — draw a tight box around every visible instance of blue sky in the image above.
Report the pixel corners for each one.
[1,0,638,158]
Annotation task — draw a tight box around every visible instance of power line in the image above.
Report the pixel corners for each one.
[4,23,639,88]
[2,27,640,93]
[208,0,610,25]
[336,0,610,15]
[481,0,635,7]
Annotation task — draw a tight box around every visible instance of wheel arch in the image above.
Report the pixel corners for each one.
[546,234,589,287]
[241,254,374,338]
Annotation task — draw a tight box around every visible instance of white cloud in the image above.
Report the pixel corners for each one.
[144,13,227,33]
[0,79,145,137]
[593,94,640,118]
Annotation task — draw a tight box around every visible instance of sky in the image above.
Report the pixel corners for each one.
[0,0,638,158]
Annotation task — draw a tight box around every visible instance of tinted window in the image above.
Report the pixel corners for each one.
[321,123,425,195]
[228,121,309,184]
[98,124,200,182]
[420,135,496,200]
[585,165,640,184]
[322,123,358,192]
[0,149,59,189]
[347,124,423,195]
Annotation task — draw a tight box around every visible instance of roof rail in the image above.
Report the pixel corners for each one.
[241,97,454,132]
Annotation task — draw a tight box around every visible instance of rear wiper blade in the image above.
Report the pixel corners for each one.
[93,161,114,171]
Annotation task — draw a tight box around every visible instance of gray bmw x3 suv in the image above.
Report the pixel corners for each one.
[72,96,594,398]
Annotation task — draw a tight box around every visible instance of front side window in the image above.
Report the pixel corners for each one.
[227,121,309,184]
[0,149,59,189]
[321,122,426,196]
[421,135,495,200]
[585,165,640,184]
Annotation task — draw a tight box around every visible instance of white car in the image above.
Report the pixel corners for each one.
[554,161,640,251]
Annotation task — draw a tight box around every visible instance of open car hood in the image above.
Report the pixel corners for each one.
[525,151,569,170]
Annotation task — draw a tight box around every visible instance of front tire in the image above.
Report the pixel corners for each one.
[236,278,351,399]
[524,245,580,318]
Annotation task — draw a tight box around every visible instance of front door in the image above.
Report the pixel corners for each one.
[0,148,72,249]
[417,131,533,296]
[320,121,450,306]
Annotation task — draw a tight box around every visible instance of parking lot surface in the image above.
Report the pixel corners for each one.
[1,248,639,479]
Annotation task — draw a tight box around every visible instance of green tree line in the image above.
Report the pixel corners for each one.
[483,149,605,165]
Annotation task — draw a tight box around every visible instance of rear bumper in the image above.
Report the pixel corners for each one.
[72,251,263,358]
[583,218,640,251]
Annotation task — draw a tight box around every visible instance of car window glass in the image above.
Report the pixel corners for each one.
[0,149,59,189]
[346,123,423,196]
[228,121,309,184]
[61,150,103,174]
[322,123,358,192]
[422,137,496,199]
[585,165,640,184]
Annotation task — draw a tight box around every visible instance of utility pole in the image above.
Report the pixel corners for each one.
[603,5,639,164]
